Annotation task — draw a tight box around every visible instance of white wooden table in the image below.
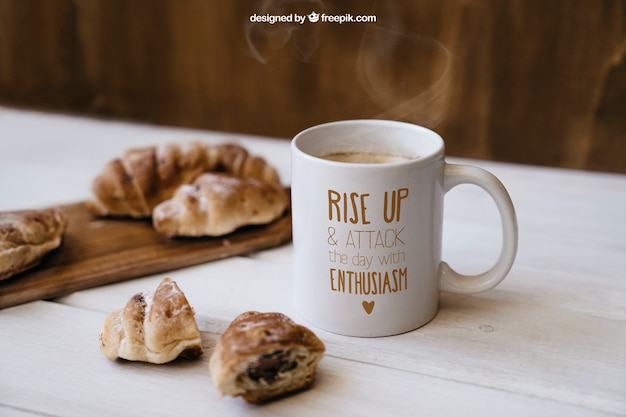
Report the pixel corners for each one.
[1,107,624,417]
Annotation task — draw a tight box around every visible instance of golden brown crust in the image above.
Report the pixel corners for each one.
[152,173,289,237]
[214,144,280,184]
[87,142,211,218]
[0,207,68,280]
[87,142,281,218]
[209,311,325,403]
[99,277,203,364]
[218,312,326,356]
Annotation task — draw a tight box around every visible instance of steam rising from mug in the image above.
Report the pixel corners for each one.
[243,0,453,128]
[244,0,324,63]
[356,26,453,127]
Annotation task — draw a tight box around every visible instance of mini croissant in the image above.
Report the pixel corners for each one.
[152,173,289,237]
[99,277,203,364]
[87,142,280,218]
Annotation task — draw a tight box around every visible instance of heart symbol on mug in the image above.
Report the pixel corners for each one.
[362,301,375,314]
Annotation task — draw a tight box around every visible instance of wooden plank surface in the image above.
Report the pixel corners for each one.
[2,111,626,417]
[0,301,607,417]
[0,201,292,309]
[58,255,626,415]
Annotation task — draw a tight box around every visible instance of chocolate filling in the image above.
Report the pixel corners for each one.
[246,350,298,383]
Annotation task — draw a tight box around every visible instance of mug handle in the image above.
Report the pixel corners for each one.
[440,164,518,293]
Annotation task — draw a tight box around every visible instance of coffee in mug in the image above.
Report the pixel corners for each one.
[320,151,414,164]
[291,119,518,337]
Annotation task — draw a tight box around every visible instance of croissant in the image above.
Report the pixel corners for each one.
[152,173,289,237]
[99,277,203,364]
[209,311,326,403]
[87,142,280,218]
[0,207,68,280]
[216,144,281,185]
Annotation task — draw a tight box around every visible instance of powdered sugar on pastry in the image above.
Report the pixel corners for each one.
[99,277,203,364]
[152,173,289,237]
[0,207,68,280]
[209,311,325,403]
[87,141,281,218]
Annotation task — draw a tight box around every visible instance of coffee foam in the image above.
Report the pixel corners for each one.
[320,151,415,164]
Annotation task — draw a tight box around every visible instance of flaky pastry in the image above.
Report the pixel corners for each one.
[99,277,203,364]
[0,207,68,280]
[209,311,325,403]
[152,173,289,237]
[87,142,280,218]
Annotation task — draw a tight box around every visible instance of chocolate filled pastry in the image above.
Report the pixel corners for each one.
[152,172,289,237]
[87,142,280,218]
[209,311,325,403]
[0,207,68,280]
[99,277,203,364]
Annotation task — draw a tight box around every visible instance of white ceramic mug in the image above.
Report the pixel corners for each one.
[291,119,518,337]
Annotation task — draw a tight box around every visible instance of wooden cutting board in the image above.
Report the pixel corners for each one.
[0,201,292,309]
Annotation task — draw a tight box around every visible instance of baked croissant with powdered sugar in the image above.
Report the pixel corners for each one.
[152,172,289,237]
[87,142,280,218]
[209,311,325,403]
[99,277,203,364]
[0,207,68,280]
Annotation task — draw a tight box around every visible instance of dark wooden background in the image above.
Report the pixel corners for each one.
[1,0,625,173]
